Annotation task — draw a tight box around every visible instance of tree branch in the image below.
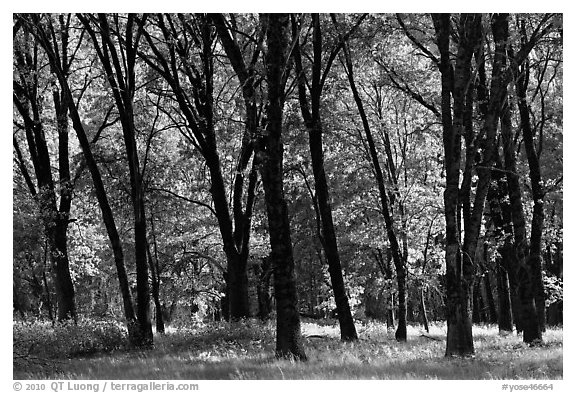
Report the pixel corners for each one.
[148,187,217,217]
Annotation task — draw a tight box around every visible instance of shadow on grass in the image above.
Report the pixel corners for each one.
[13,322,563,380]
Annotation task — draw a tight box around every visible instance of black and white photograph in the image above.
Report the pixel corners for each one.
[11,7,564,384]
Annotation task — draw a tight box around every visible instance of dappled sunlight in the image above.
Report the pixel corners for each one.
[14,319,562,379]
[13,12,562,382]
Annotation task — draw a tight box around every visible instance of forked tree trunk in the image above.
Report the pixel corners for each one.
[434,13,512,356]
[432,13,474,357]
[140,14,259,321]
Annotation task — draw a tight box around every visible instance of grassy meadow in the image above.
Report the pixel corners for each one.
[13,318,562,380]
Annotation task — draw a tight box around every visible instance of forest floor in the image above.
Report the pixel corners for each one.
[13,318,562,380]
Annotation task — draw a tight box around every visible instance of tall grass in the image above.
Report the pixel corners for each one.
[13,318,562,380]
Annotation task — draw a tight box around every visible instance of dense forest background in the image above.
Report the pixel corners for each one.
[13,12,562,372]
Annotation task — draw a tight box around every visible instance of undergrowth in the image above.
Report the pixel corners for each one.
[13,318,562,380]
[13,318,127,375]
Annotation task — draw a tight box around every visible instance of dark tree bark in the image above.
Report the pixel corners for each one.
[478,242,498,324]
[491,14,556,339]
[514,22,547,332]
[460,11,509,329]
[256,256,273,320]
[500,96,542,344]
[339,16,406,342]
[260,13,307,361]
[292,14,358,341]
[24,14,141,344]
[432,13,516,356]
[487,156,520,333]
[483,268,499,324]
[472,280,482,324]
[496,253,514,333]
[431,13,475,357]
[13,17,76,322]
[79,13,153,346]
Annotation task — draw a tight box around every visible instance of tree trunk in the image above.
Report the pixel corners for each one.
[496,253,514,333]
[220,293,230,322]
[132,191,153,346]
[83,14,154,346]
[226,252,250,320]
[13,30,76,322]
[488,155,522,333]
[432,13,475,357]
[341,28,406,342]
[479,241,498,324]
[261,13,307,361]
[484,270,499,324]
[205,143,250,322]
[53,69,76,322]
[227,157,260,320]
[387,291,396,330]
[205,148,250,320]
[69,88,139,343]
[500,95,542,343]
[472,280,482,324]
[420,286,430,333]
[140,14,258,321]
[308,124,358,341]
[146,238,164,334]
[462,10,508,329]
[292,14,357,341]
[515,48,547,332]
[382,114,409,341]
[211,13,264,321]
[31,14,143,345]
[257,256,273,320]
[52,224,76,322]
[434,13,511,356]
[395,263,408,340]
